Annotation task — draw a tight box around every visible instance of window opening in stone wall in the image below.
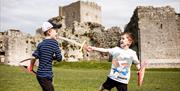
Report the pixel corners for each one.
[0,42,3,49]
[0,52,5,55]
[0,33,4,35]
[26,48,28,53]
[30,41,35,44]
[0,52,5,63]
[75,34,78,37]
[160,24,163,29]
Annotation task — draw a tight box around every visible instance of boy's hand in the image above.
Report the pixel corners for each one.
[137,70,140,75]
[136,64,141,74]
[86,46,94,52]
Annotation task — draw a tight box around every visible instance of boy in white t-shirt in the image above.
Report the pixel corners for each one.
[88,32,140,91]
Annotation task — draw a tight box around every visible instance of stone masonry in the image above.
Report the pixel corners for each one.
[59,1,101,28]
[35,16,122,62]
[0,32,6,63]
[0,29,34,66]
[125,6,180,68]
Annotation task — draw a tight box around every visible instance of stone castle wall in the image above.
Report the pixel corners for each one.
[0,32,6,63]
[44,16,121,61]
[125,6,180,68]
[0,30,34,66]
[59,1,80,27]
[80,1,101,24]
[59,1,101,27]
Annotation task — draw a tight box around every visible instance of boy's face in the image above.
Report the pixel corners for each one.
[48,29,57,39]
[120,34,132,48]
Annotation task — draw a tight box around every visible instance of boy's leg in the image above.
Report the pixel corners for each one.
[116,82,127,91]
[99,77,116,91]
[37,76,54,91]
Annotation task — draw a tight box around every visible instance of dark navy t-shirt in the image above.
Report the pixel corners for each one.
[33,39,62,78]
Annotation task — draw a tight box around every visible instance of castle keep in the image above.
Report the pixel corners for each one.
[59,1,101,27]
[125,6,180,68]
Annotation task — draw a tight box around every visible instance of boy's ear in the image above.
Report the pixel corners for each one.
[49,29,53,33]
[46,29,52,36]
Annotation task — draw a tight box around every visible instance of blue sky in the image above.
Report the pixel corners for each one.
[0,0,180,35]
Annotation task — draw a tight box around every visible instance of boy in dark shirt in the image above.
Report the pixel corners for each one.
[32,21,62,91]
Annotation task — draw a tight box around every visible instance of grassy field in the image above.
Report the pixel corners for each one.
[0,61,180,91]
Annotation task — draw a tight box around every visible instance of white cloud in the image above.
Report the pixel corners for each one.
[0,0,179,35]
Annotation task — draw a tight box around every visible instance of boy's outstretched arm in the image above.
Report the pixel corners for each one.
[88,46,109,53]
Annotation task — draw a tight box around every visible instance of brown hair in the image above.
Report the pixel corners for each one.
[44,30,49,36]
[118,32,135,47]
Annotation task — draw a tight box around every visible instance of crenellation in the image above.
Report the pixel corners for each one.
[80,1,101,10]
[137,6,176,20]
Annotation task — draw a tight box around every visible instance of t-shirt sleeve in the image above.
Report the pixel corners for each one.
[53,41,62,62]
[32,44,41,59]
[108,47,117,55]
[108,47,121,59]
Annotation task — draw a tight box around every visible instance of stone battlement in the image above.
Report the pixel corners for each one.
[135,6,177,20]
[80,1,101,10]
[136,6,175,12]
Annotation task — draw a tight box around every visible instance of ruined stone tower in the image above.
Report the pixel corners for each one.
[0,32,6,63]
[125,6,180,68]
[59,1,101,27]
[0,30,34,66]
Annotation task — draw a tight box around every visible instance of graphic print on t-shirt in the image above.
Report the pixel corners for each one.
[108,47,140,84]
[112,58,130,80]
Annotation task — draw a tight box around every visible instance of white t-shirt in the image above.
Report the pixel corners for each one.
[107,47,139,84]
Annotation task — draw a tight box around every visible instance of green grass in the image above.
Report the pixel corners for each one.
[53,61,111,70]
[0,62,180,91]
